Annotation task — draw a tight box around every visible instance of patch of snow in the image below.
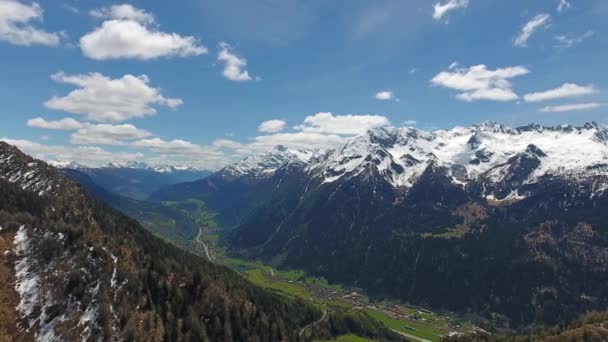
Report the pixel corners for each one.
[486,190,527,202]
[14,225,40,324]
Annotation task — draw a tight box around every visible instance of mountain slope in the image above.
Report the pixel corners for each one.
[0,141,321,341]
[151,145,316,228]
[59,169,202,250]
[153,122,608,328]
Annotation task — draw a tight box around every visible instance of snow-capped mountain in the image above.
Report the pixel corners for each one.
[308,122,608,193]
[152,121,608,328]
[47,160,88,170]
[104,161,206,173]
[221,145,318,178]
[204,122,608,202]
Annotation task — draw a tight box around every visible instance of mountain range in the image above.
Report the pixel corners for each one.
[52,161,211,200]
[152,122,608,329]
[0,141,403,341]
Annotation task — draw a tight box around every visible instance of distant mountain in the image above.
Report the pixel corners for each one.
[59,162,211,200]
[152,122,608,328]
[150,145,317,227]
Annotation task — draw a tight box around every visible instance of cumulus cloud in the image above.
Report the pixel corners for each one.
[295,112,391,135]
[212,139,243,149]
[433,0,469,20]
[81,4,207,60]
[0,138,143,166]
[70,124,151,145]
[27,117,82,130]
[248,132,348,152]
[132,137,229,170]
[431,64,529,101]
[514,14,551,47]
[374,91,396,101]
[539,102,602,113]
[133,138,215,156]
[217,42,252,82]
[90,3,154,24]
[44,72,182,122]
[557,0,571,12]
[258,119,286,133]
[0,0,60,46]
[554,30,594,49]
[524,83,598,103]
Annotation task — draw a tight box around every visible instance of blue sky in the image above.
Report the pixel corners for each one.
[0,0,606,169]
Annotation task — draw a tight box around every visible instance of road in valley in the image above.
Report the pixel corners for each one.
[196,228,216,263]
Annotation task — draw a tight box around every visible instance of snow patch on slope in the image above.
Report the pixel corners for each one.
[0,153,58,196]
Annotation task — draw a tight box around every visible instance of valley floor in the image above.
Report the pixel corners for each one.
[195,226,481,342]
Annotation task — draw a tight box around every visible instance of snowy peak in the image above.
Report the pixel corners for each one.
[106,161,151,169]
[101,161,206,173]
[307,122,608,190]
[221,145,317,178]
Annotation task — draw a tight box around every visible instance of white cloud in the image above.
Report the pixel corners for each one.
[90,4,154,24]
[524,83,598,103]
[212,138,243,149]
[554,30,594,49]
[514,14,551,47]
[133,138,216,156]
[258,119,286,133]
[403,120,417,125]
[132,137,229,170]
[431,64,529,102]
[0,0,60,46]
[44,72,182,122]
[448,61,459,70]
[217,42,252,82]
[70,124,151,145]
[539,102,602,113]
[295,112,390,135]
[0,138,143,166]
[433,0,469,20]
[557,0,571,12]
[27,117,82,130]
[374,91,396,101]
[80,4,207,60]
[248,131,348,152]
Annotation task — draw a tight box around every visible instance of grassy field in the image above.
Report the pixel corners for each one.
[364,310,445,342]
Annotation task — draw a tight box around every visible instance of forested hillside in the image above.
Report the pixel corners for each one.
[0,142,403,341]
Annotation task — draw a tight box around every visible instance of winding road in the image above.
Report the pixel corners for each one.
[298,310,327,337]
[196,228,216,263]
